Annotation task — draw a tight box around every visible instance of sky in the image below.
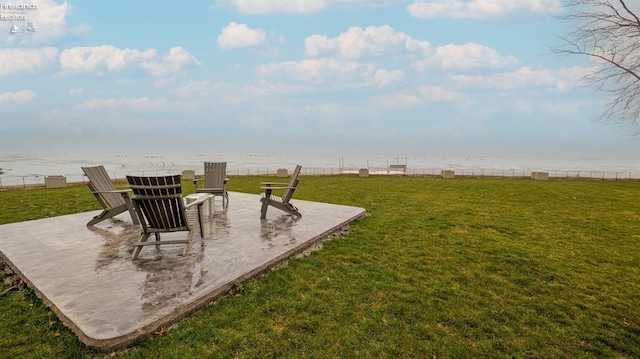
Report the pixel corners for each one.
[1,0,640,159]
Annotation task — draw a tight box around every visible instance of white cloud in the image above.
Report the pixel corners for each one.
[245,82,308,96]
[305,35,336,57]
[452,66,593,90]
[0,47,59,75]
[369,92,423,110]
[2,0,90,45]
[371,69,405,88]
[172,80,212,96]
[0,90,37,105]
[74,97,168,111]
[215,0,327,14]
[258,58,376,85]
[413,43,518,71]
[59,46,199,77]
[218,22,267,49]
[407,0,562,19]
[305,25,431,59]
[215,0,402,14]
[141,47,201,77]
[417,86,458,102]
[60,45,156,73]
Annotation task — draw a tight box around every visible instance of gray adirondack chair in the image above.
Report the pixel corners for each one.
[127,174,207,260]
[193,162,229,206]
[81,165,139,227]
[260,165,302,219]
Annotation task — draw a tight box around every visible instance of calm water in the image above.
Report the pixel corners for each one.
[1,150,639,187]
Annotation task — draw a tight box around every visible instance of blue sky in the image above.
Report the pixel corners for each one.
[1,0,639,158]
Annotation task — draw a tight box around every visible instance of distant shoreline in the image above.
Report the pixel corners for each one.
[1,151,639,187]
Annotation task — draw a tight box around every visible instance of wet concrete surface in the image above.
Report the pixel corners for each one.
[0,191,365,352]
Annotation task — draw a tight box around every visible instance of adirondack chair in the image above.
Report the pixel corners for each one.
[193,162,229,206]
[81,165,139,227]
[127,174,208,260]
[260,165,302,219]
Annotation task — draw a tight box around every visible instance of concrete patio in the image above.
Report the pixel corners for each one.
[0,191,366,352]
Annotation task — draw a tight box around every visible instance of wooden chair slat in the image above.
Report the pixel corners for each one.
[82,165,139,226]
[127,174,203,259]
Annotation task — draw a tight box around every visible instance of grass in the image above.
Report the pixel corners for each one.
[1,176,640,358]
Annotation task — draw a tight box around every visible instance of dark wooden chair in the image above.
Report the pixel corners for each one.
[193,162,228,206]
[260,165,302,219]
[81,165,139,226]
[127,174,208,260]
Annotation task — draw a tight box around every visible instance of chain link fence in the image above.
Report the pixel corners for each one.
[1,165,639,190]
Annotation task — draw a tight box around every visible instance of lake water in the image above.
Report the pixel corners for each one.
[1,150,639,187]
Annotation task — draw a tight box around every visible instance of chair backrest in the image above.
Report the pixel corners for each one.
[126,175,188,231]
[82,165,125,209]
[203,162,227,189]
[282,165,302,203]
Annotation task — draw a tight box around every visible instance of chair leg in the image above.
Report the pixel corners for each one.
[260,200,269,219]
[183,230,194,256]
[260,190,271,219]
[197,204,204,238]
[121,195,140,225]
[132,232,151,260]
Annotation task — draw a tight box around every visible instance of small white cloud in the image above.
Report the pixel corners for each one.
[0,90,37,105]
[305,25,431,59]
[413,43,518,71]
[407,0,562,19]
[59,45,156,73]
[59,46,199,78]
[369,92,423,110]
[245,82,305,96]
[74,97,168,111]
[452,66,594,90]
[218,22,267,49]
[141,47,201,77]
[258,58,376,85]
[416,85,458,102]
[172,80,212,95]
[216,0,327,14]
[270,30,286,44]
[0,47,59,75]
[214,0,400,14]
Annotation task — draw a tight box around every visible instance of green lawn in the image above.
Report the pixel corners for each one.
[1,176,639,358]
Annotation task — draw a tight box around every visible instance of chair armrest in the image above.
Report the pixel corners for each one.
[183,195,211,209]
[260,186,295,190]
[192,177,203,187]
[93,189,132,195]
[261,182,286,185]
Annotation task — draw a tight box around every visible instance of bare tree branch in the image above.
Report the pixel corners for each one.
[553,0,640,134]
